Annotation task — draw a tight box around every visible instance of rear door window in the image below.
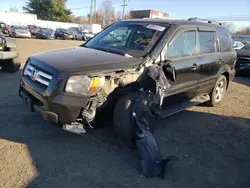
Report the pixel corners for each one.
[198,31,216,54]
[167,31,196,59]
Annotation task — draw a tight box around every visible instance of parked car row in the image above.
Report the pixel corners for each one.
[0,21,95,41]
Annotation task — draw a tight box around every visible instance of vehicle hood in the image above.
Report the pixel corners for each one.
[41,32,54,36]
[31,47,141,74]
[236,50,250,57]
[63,31,73,35]
[15,29,29,34]
[84,33,94,37]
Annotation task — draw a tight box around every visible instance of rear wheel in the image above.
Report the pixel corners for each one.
[207,75,227,106]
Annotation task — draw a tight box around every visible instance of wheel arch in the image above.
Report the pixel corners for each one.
[217,64,231,89]
[221,71,230,89]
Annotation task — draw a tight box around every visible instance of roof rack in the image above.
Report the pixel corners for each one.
[188,17,222,25]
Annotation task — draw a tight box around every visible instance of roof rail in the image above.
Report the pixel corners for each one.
[188,17,222,25]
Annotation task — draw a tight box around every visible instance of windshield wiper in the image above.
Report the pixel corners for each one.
[86,46,133,57]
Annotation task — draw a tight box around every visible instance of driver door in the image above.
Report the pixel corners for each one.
[161,27,200,107]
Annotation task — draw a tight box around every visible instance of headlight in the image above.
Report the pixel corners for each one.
[65,75,105,95]
[0,37,6,46]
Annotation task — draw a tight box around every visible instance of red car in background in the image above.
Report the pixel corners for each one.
[27,25,38,36]
[0,22,11,35]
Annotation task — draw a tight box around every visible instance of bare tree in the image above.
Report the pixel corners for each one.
[116,10,122,21]
[99,0,116,27]
[234,27,250,35]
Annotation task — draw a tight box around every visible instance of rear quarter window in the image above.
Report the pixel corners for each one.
[217,28,233,52]
[198,31,216,54]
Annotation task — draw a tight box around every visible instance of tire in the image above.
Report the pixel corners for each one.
[207,75,227,107]
[113,93,154,147]
[0,58,20,73]
[113,94,135,146]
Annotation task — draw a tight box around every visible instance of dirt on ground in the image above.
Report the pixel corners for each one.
[0,38,249,188]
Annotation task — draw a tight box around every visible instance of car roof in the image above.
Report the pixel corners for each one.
[120,18,226,29]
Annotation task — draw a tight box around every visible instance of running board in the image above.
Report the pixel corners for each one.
[157,94,210,119]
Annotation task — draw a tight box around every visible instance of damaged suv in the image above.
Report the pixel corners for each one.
[19,18,236,143]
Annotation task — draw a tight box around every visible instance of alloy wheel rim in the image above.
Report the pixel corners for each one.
[215,80,226,103]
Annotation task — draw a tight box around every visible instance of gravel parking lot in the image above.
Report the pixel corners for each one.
[0,38,249,188]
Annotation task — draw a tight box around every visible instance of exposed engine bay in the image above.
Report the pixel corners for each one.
[66,60,176,135]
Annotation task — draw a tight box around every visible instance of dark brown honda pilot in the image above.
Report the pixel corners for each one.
[19,18,236,143]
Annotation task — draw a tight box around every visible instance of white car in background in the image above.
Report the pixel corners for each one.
[75,30,95,41]
[10,25,31,38]
[233,41,244,50]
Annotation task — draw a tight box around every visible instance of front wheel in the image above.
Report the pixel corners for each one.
[0,58,20,73]
[113,93,154,147]
[113,94,135,146]
[207,75,227,107]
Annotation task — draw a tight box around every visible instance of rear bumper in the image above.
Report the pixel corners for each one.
[0,51,18,60]
[65,35,75,39]
[15,33,31,38]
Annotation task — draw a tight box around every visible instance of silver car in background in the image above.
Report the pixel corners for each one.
[75,30,95,41]
[82,30,95,41]
[10,25,31,38]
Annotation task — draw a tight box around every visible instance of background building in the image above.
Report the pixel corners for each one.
[130,9,169,19]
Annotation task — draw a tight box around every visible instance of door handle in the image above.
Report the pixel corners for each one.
[191,63,198,70]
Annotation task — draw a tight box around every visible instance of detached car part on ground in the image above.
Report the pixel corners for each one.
[19,19,236,145]
[0,32,20,73]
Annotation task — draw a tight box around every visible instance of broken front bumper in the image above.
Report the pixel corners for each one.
[19,76,89,125]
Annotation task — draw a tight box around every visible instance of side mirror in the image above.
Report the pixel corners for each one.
[163,63,177,82]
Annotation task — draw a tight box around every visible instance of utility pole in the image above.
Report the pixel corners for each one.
[89,0,93,24]
[121,0,128,20]
[94,0,96,23]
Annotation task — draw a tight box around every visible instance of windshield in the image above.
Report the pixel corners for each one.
[84,22,168,58]
[40,28,53,33]
[242,44,250,50]
[59,28,67,32]
[28,25,36,29]
[13,25,26,30]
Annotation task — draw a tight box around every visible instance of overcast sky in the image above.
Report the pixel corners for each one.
[1,0,250,29]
